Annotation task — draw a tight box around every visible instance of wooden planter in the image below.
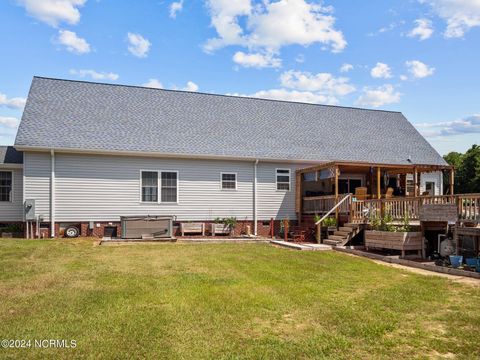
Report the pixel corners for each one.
[180,222,205,236]
[210,223,232,236]
[365,230,423,258]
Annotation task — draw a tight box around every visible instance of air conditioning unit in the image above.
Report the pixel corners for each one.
[121,215,174,239]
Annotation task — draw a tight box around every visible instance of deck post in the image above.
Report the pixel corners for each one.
[316,223,321,244]
[414,167,419,197]
[376,167,381,199]
[335,165,339,225]
[449,168,455,195]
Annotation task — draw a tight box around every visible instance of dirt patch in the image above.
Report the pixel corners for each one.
[370,260,480,287]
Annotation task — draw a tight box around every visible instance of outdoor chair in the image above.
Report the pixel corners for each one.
[355,187,368,200]
[385,187,394,199]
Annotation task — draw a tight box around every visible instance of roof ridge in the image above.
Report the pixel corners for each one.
[32,76,403,114]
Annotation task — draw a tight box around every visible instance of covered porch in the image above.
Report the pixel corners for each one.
[295,160,470,224]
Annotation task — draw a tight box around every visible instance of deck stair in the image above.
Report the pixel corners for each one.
[323,223,361,246]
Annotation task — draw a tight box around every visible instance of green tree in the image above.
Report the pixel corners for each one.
[443,145,480,193]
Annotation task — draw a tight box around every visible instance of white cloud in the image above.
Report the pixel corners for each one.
[69,69,119,81]
[400,75,408,81]
[295,54,305,63]
[415,114,480,137]
[57,30,90,54]
[204,0,346,56]
[141,79,198,92]
[420,0,480,38]
[127,32,151,58]
[370,62,392,79]
[355,84,401,108]
[406,60,435,78]
[0,116,20,129]
[280,70,355,96]
[232,51,281,68]
[142,79,164,88]
[182,81,199,92]
[17,0,86,27]
[229,89,338,105]
[169,0,183,18]
[0,93,26,109]
[408,18,434,40]
[340,63,353,73]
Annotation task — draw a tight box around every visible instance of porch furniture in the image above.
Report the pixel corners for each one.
[355,187,368,200]
[385,187,394,199]
[180,222,205,236]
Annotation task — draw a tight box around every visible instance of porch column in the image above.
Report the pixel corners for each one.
[296,171,302,224]
[414,167,419,197]
[449,168,455,195]
[376,167,381,199]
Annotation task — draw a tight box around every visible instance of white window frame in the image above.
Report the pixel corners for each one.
[0,170,13,203]
[160,170,179,204]
[220,172,237,191]
[139,170,179,204]
[276,168,291,192]
[139,170,159,204]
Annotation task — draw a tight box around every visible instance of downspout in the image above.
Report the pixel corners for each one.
[253,159,259,236]
[50,149,55,237]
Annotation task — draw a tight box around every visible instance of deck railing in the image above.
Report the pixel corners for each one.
[303,193,480,223]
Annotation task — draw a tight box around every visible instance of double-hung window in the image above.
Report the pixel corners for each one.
[161,172,178,203]
[276,169,291,191]
[221,173,237,190]
[0,171,12,202]
[141,171,178,203]
[141,171,158,202]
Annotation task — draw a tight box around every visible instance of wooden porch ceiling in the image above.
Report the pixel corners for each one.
[296,160,453,175]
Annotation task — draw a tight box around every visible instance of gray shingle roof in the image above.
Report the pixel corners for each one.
[15,76,446,166]
[0,146,23,164]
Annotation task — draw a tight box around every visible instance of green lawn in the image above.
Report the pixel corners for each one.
[0,239,479,359]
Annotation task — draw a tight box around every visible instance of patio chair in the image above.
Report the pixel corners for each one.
[355,187,368,200]
[385,187,394,199]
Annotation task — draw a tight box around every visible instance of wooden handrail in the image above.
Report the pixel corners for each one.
[315,194,352,226]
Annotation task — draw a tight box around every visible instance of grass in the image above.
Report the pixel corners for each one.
[0,239,479,359]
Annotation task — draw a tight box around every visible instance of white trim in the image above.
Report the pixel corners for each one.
[0,164,22,169]
[0,169,13,203]
[220,172,237,191]
[276,168,291,192]
[139,169,159,204]
[159,170,179,204]
[14,145,328,165]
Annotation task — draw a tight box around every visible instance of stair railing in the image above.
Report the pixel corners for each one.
[315,194,352,243]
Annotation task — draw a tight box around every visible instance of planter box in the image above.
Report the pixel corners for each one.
[365,230,423,258]
[210,223,232,236]
[180,222,205,236]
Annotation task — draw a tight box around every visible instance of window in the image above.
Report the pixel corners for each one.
[221,173,237,190]
[141,171,158,202]
[0,171,12,202]
[276,169,291,191]
[161,171,178,203]
[425,181,435,196]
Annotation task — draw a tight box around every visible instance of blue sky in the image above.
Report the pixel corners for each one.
[0,0,479,155]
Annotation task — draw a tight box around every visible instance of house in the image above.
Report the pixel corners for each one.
[3,76,454,238]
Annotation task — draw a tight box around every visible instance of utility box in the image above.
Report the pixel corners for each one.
[24,199,36,221]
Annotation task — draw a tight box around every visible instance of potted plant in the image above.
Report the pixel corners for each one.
[364,212,423,258]
[210,217,237,236]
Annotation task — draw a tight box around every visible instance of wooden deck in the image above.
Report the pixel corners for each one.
[302,194,480,224]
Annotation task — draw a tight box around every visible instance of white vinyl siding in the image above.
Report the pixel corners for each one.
[24,152,51,221]
[22,152,307,222]
[0,168,23,221]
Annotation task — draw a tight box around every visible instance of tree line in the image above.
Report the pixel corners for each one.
[443,144,480,194]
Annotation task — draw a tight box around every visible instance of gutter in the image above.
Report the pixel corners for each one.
[253,159,259,236]
[50,149,55,237]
